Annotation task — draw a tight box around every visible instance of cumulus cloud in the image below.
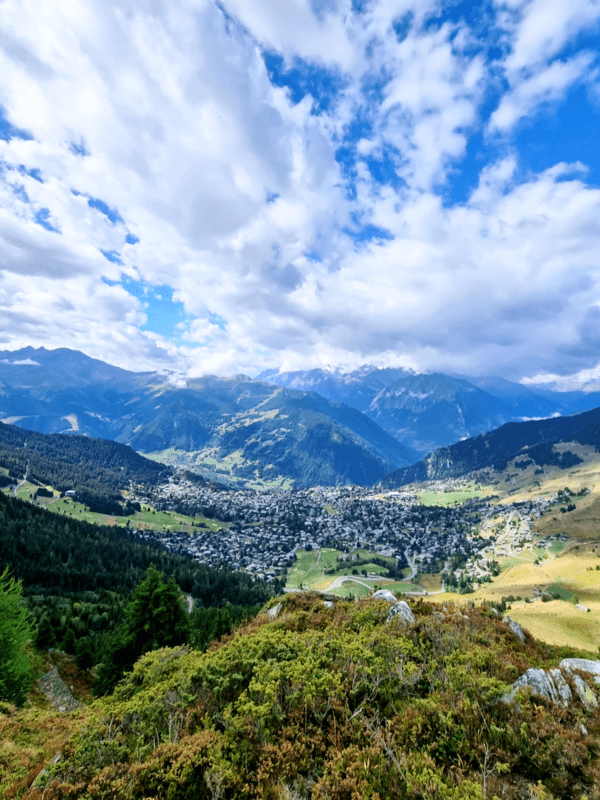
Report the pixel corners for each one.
[0,0,599,383]
[497,0,600,74]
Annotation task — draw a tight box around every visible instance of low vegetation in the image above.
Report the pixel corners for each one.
[4,593,600,799]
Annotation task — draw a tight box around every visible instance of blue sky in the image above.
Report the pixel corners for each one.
[0,0,600,388]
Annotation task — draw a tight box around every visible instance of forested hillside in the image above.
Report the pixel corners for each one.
[0,422,207,514]
[0,491,274,604]
[380,403,600,488]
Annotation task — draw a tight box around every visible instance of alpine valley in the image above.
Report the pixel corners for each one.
[5,348,600,799]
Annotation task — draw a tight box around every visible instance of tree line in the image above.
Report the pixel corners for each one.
[0,491,279,603]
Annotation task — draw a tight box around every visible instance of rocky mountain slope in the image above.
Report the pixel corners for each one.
[380,402,600,488]
[0,348,417,487]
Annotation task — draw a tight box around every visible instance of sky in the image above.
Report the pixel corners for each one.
[1,0,600,387]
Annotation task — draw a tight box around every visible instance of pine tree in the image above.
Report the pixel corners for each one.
[95,565,189,695]
[0,567,32,705]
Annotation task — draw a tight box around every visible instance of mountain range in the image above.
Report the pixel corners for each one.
[0,348,416,488]
[4,347,600,489]
[259,366,600,455]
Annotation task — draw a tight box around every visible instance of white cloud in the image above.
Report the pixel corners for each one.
[0,0,599,384]
[489,52,595,132]
[497,0,600,73]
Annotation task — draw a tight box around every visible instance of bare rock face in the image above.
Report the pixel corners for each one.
[573,675,599,713]
[502,661,600,713]
[548,668,572,705]
[266,602,283,619]
[502,669,561,706]
[386,600,415,626]
[560,659,600,685]
[37,668,82,713]
[502,615,526,643]
[372,589,398,603]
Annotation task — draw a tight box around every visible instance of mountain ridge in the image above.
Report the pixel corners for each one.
[379,402,600,488]
[0,348,417,488]
[260,365,600,456]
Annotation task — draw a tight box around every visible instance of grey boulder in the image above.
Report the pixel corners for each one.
[387,600,415,626]
[373,589,398,603]
[503,615,526,643]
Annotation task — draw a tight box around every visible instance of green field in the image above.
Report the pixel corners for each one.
[2,481,226,534]
[143,448,294,490]
[328,581,372,598]
[286,548,410,594]
[545,582,578,602]
[416,482,492,507]
[384,580,426,594]
[286,548,342,589]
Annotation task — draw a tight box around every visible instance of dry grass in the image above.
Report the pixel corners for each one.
[507,600,600,651]
[419,573,443,592]
[0,706,90,799]
[438,545,600,651]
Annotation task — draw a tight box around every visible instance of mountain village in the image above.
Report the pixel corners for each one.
[129,474,569,591]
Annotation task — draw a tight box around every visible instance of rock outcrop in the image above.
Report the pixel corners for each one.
[573,675,599,713]
[503,659,600,713]
[372,589,398,603]
[561,659,600,683]
[265,602,282,619]
[37,668,82,713]
[503,615,526,643]
[502,669,565,706]
[386,600,415,626]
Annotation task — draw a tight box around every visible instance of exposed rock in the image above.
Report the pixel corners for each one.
[266,602,282,619]
[575,604,591,612]
[502,668,560,706]
[503,615,525,643]
[37,668,82,713]
[503,663,600,712]
[573,675,599,713]
[548,668,572,705]
[372,589,398,603]
[432,611,446,622]
[560,658,600,684]
[386,600,415,626]
[322,600,334,608]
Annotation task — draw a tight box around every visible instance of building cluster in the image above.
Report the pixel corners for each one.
[129,475,548,583]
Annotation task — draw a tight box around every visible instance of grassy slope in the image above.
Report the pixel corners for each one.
[421,449,600,651]
[370,449,600,651]
[286,548,420,595]
[1,481,226,534]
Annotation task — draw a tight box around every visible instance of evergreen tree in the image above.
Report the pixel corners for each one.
[95,565,189,695]
[125,564,189,654]
[0,567,32,705]
[34,614,56,650]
